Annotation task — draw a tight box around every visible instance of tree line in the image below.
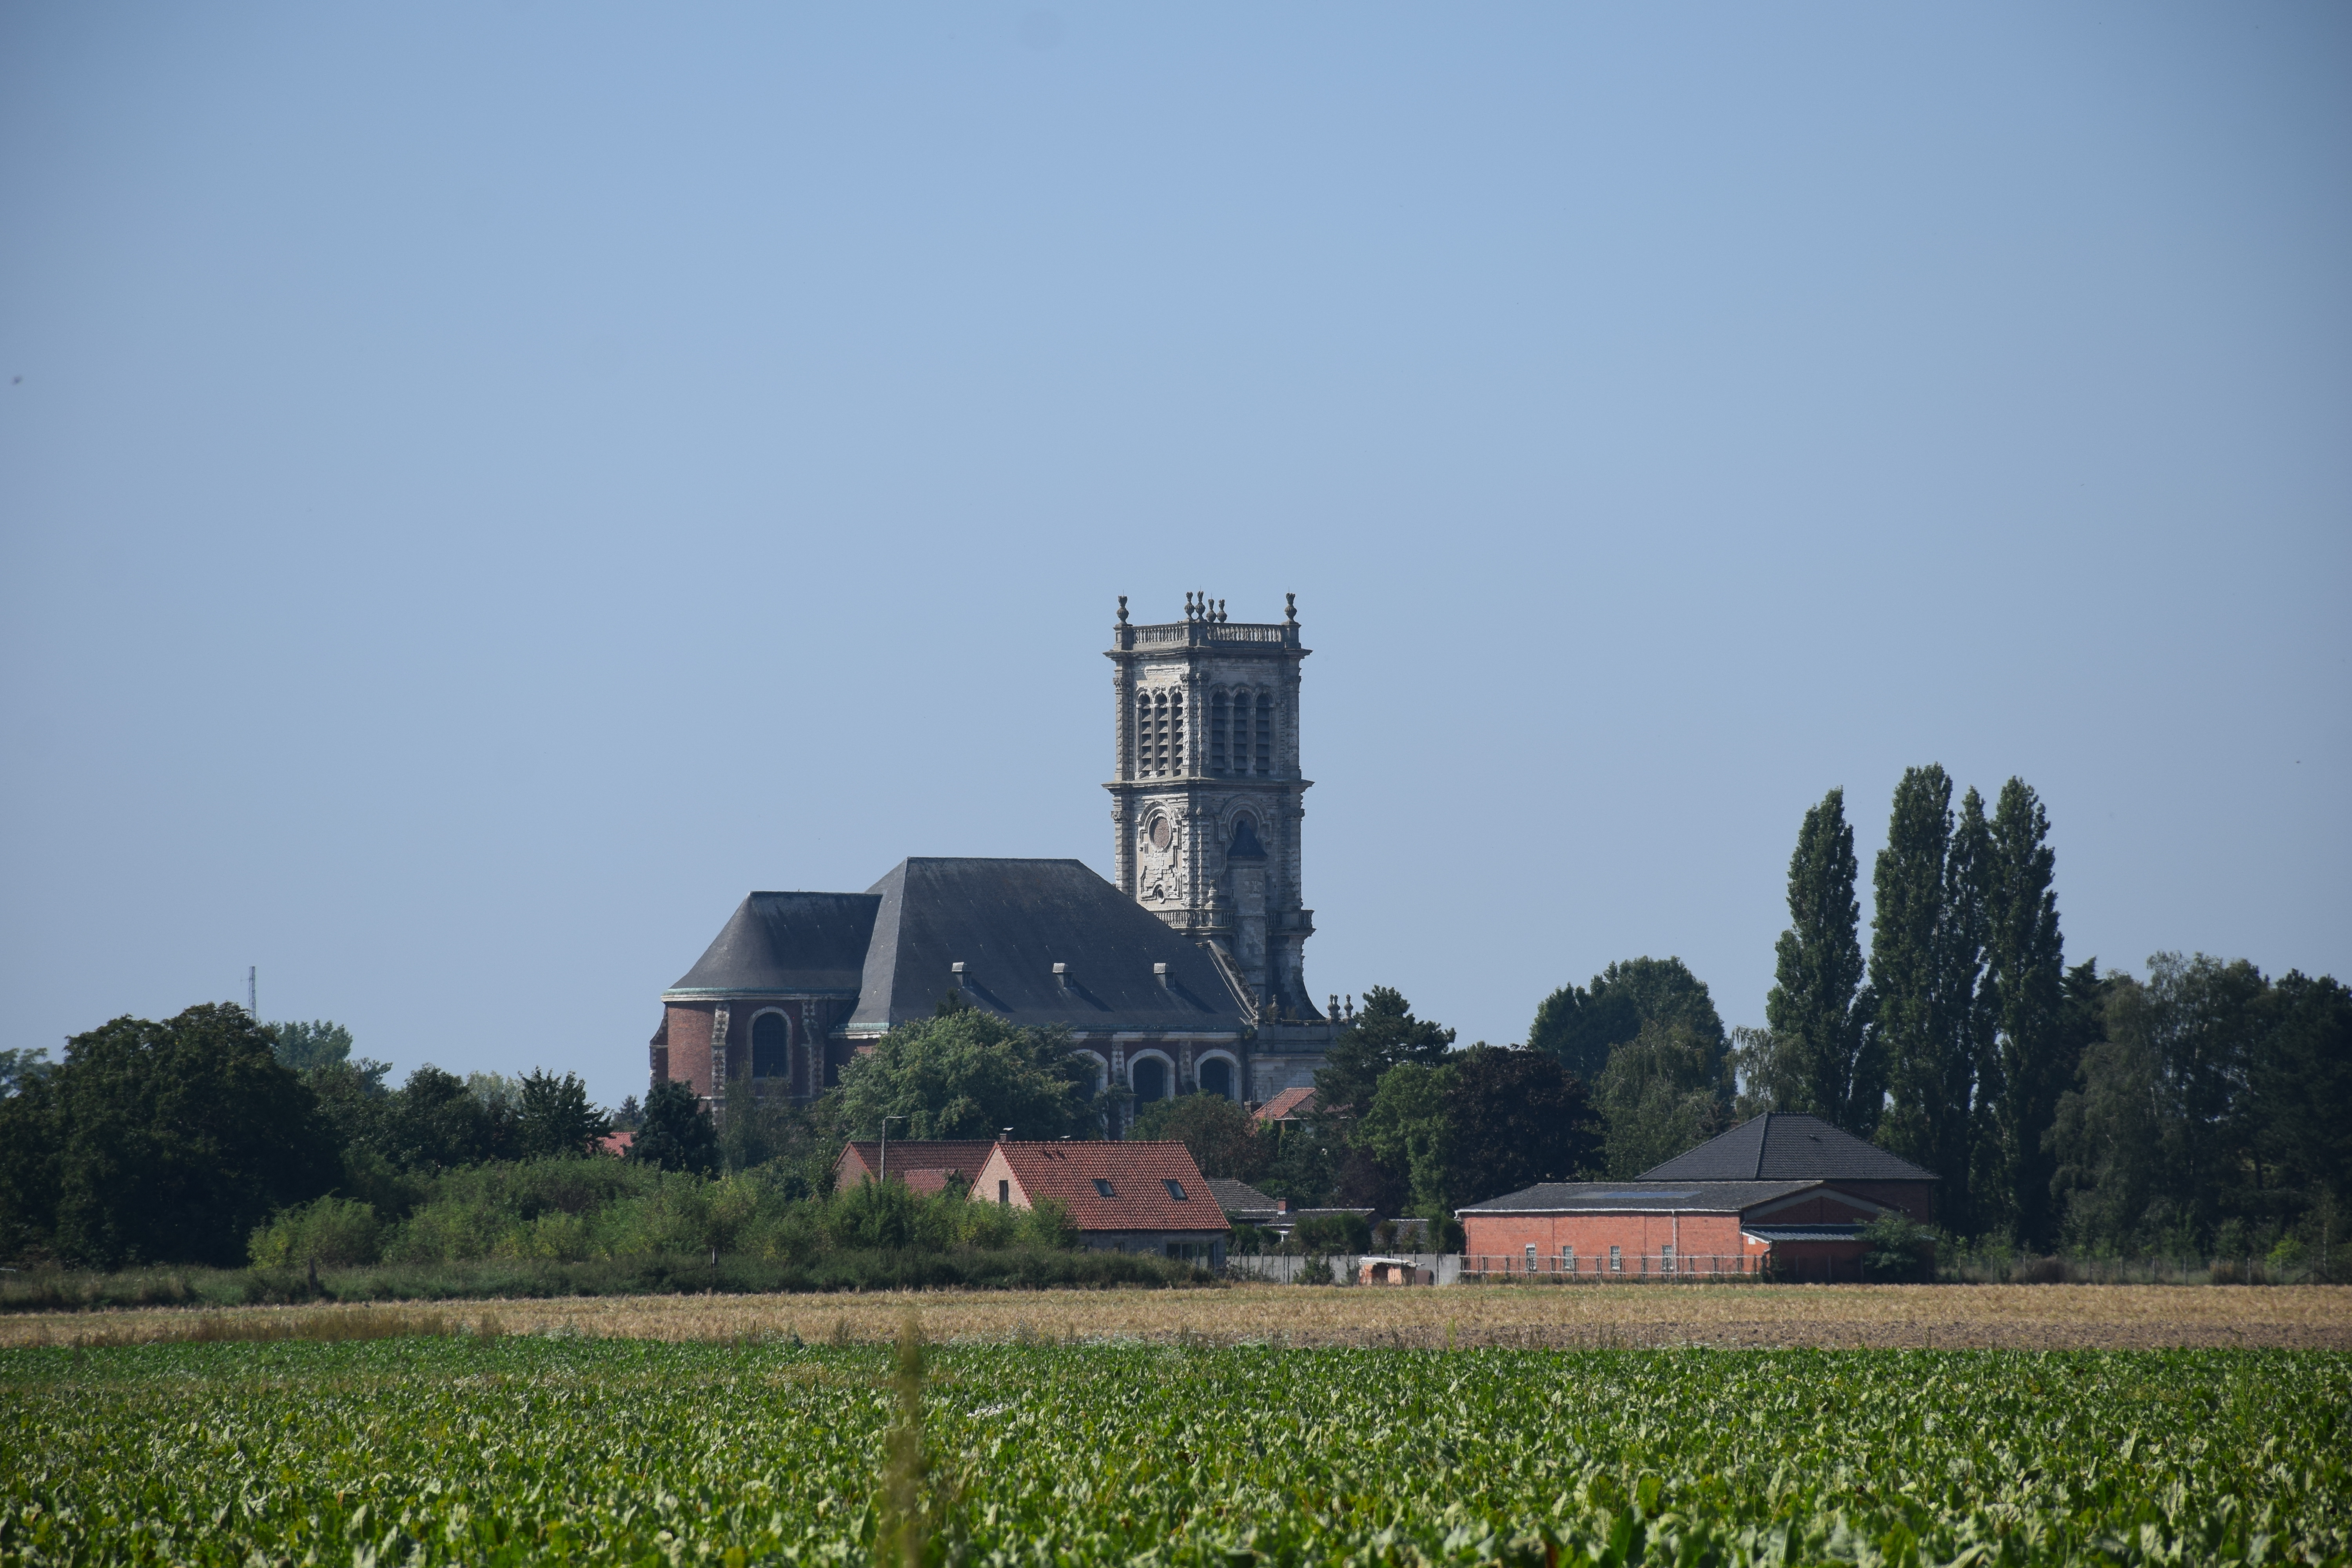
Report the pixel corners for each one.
[1737,770,2348,1261]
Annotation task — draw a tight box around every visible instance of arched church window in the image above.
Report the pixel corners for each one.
[1169,689,1184,771]
[1253,693,1273,775]
[1198,1057,1233,1100]
[752,1013,789,1079]
[1131,1056,1167,1102]
[1209,691,1229,776]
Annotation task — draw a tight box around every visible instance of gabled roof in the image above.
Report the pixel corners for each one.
[1457,1180,1822,1215]
[1254,1086,1318,1123]
[666,893,882,996]
[834,1140,1000,1186]
[1638,1112,1936,1184]
[1204,1177,1280,1221]
[846,858,1248,1034]
[984,1141,1228,1233]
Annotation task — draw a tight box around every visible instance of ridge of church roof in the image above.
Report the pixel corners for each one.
[1637,1112,1936,1183]
[846,858,1250,1035]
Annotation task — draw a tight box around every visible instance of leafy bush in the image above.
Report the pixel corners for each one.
[1858,1210,1938,1281]
[247,1196,382,1268]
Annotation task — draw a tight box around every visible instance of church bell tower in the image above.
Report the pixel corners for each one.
[1107,592,1319,1022]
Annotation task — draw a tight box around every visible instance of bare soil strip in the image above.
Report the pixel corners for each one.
[4,1283,2347,1350]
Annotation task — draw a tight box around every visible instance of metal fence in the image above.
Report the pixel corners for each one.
[1459,1252,1769,1282]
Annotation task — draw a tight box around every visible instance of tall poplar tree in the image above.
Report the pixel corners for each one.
[1762,788,1877,1132]
[1941,788,1996,1239]
[1982,777,2066,1247]
[1868,765,1990,1232]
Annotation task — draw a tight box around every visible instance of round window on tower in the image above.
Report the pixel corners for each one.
[1149,817,1172,851]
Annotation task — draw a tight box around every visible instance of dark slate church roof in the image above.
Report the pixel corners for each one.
[846,858,1247,1034]
[1637,1112,1935,1184]
[666,892,882,996]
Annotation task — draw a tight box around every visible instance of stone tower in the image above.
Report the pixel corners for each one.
[1106,592,1320,1022]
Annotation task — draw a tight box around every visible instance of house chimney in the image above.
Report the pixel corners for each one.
[1053,962,1069,989]
[951,961,966,982]
[1154,962,1169,988]
[1277,1198,1290,1215]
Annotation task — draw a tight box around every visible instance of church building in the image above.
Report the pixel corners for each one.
[649,593,1338,1127]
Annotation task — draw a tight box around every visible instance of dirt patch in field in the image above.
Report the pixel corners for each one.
[3,1283,2346,1350]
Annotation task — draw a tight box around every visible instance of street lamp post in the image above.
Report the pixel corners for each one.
[880,1115,904,1184]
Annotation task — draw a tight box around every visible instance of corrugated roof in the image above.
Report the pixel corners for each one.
[1457,1180,1821,1214]
[989,1141,1227,1234]
[1638,1113,1936,1183]
[1742,1224,1866,1242]
[847,858,1249,1034]
[666,893,882,995]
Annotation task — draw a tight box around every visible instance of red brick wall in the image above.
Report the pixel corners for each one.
[1819,1180,1936,1223]
[658,999,864,1100]
[1460,1212,1766,1276]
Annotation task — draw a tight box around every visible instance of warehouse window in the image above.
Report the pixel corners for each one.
[1609,1245,1623,1274]
[1561,1245,1576,1275]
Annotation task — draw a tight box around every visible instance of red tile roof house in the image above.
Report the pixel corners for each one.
[1455,1114,1937,1283]
[834,1139,999,1197]
[971,1141,1230,1267]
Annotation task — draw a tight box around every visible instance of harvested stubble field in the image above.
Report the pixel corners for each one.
[2,1336,2345,1565]
[5,1281,2346,1350]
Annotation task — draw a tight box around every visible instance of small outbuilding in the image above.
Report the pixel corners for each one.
[1456,1113,1936,1282]
[971,1140,1230,1265]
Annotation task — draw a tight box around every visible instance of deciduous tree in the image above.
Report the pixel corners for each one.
[839,1007,1099,1141]
[1314,987,1455,1123]
[0,1003,339,1267]
[1527,958,1724,1088]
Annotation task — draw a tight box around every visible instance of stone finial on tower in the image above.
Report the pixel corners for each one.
[1117,595,1129,625]
[1285,592,1298,626]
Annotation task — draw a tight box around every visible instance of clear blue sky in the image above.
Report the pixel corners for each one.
[4,4,2346,1108]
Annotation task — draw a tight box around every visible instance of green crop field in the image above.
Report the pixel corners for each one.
[2,1336,2344,1566]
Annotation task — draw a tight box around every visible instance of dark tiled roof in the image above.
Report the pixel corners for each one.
[1457,1180,1821,1215]
[667,893,881,995]
[847,858,1248,1034]
[1204,1178,1280,1221]
[988,1142,1228,1234]
[1638,1113,1937,1183]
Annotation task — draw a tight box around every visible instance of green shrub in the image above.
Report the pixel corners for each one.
[1858,1210,1937,1281]
[247,1196,382,1268]
[1290,1212,1371,1253]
